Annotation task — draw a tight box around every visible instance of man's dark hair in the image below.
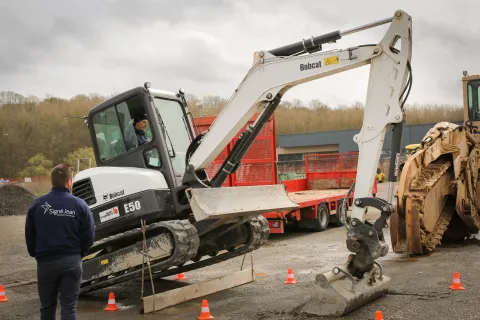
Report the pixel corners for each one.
[134,113,147,125]
[51,164,73,188]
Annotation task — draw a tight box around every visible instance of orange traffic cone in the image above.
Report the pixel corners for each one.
[449,271,465,290]
[175,273,187,280]
[284,268,297,284]
[104,292,120,311]
[375,310,384,320]
[0,285,8,302]
[197,299,214,320]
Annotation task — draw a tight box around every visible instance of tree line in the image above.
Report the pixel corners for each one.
[0,90,463,178]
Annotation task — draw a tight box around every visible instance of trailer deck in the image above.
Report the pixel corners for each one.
[194,115,378,234]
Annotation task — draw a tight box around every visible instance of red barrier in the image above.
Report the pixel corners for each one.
[281,179,307,192]
[193,114,277,187]
[305,152,378,195]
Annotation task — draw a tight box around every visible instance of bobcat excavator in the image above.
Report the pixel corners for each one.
[391,71,480,255]
[72,10,412,316]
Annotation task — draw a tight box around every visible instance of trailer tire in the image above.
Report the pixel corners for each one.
[331,199,349,227]
[313,203,329,232]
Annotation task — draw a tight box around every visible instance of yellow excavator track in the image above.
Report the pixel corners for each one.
[390,122,480,255]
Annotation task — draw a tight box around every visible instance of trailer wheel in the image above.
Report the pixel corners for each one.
[313,203,329,232]
[331,199,349,227]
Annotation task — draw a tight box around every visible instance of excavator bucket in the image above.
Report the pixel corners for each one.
[301,264,390,317]
[187,184,299,223]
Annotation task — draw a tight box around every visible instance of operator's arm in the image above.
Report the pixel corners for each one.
[24,202,36,257]
[80,200,95,257]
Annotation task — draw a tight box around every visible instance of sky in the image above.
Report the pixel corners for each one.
[1,0,479,107]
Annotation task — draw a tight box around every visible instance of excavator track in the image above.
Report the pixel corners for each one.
[420,202,454,254]
[392,159,456,255]
[79,215,269,294]
[80,219,198,294]
[411,161,453,254]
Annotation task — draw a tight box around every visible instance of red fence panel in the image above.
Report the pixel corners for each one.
[230,115,276,186]
[192,114,277,187]
[306,152,359,189]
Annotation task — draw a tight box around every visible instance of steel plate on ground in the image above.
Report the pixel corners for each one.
[188,184,299,222]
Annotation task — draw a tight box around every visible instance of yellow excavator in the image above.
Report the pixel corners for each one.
[405,143,421,157]
[391,71,480,255]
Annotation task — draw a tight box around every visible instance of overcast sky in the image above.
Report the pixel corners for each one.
[1,0,478,107]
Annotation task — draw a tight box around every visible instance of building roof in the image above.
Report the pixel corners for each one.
[278,121,464,152]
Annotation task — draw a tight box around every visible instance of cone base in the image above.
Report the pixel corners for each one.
[0,297,8,302]
[104,306,120,311]
[284,280,297,284]
[197,315,215,320]
[449,285,465,290]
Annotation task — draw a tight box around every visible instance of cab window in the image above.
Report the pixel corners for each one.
[92,94,153,162]
[92,106,126,161]
[467,80,480,121]
[145,148,161,168]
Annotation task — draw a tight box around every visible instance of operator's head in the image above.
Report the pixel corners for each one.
[134,114,148,131]
[51,163,73,189]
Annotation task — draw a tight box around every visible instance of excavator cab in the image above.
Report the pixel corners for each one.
[463,72,480,136]
[76,86,196,240]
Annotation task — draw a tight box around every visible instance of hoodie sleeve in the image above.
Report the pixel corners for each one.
[80,201,95,257]
[25,202,36,257]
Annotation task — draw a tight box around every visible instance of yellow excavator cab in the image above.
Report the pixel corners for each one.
[404,143,421,156]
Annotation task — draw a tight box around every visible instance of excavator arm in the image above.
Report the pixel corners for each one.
[182,10,412,316]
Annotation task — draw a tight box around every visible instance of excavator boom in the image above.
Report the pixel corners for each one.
[181,10,413,317]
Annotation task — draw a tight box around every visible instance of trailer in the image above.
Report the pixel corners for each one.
[265,152,377,233]
[193,114,377,234]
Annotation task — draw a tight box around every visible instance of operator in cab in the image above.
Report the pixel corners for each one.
[133,114,149,146]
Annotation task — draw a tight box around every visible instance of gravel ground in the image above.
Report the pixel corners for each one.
[1,183,479,319]
[0,184,35,216]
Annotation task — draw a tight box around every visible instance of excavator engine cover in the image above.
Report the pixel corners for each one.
[301,263,390,317]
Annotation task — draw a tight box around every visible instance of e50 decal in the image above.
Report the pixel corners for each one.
[124,200,142,213]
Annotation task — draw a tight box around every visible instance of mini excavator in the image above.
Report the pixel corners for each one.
[73,10,412,316]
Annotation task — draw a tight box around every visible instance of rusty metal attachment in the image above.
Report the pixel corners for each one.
[391,122,480,255]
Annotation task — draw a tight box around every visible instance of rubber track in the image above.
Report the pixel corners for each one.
[79,215,269,294]
[80,219,198,294]
[87,220,183,253]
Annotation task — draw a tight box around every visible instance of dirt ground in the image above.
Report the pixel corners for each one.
[1,184,480,320]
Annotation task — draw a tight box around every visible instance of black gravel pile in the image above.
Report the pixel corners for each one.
[0,184,36,216]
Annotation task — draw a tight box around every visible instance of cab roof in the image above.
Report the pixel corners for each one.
[87,86,181,117]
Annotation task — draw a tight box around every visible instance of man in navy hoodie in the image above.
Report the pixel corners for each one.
[25,164,95,320]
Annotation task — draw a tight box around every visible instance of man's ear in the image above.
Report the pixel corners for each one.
[67,179,73,189]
